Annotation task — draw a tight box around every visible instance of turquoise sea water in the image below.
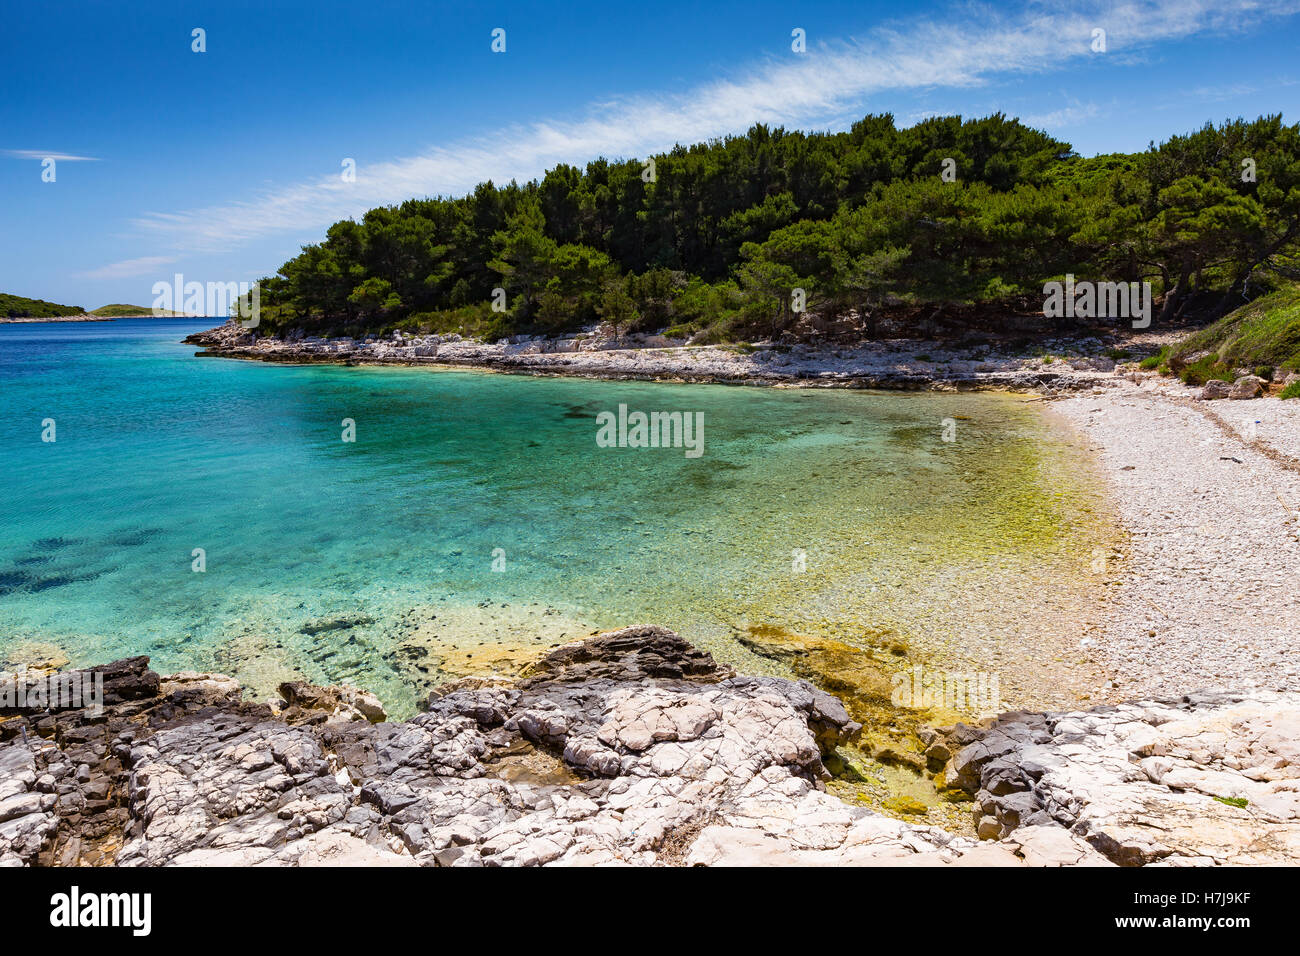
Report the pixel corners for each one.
[1,319,1107,715]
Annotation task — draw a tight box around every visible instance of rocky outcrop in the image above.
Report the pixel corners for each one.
[278,680,387,725]
[6,628,932,867]
[938,690,1300,865]
[184,321,1124,393]
[5,628,1290,866]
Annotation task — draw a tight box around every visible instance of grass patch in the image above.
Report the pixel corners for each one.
[1178,354,1235,386]
[1213,795,1249,809]
[1281,380,1300,400]
[1170,282,1300,373]
[1139,346,1170,370]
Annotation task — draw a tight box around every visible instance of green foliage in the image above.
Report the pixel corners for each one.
[1,293,84,318]
[1169,282,1300,372]
[596,277,637,337]
[348,277,396,315]
[243,112,1300,342]
[1139,346,1170,370]
[1178,354,1235,386]
[1281,381,1300,400]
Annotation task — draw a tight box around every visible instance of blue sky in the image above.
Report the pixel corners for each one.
[2,0,1298,309]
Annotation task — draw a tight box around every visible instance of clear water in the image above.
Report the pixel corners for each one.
[0,319,1107,715]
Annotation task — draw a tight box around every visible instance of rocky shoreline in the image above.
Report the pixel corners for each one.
[5,324,1293,866]
[184,321,1126,391]
[3,626,1296,867]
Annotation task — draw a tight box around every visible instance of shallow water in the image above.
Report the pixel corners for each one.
[1,319,1110,716]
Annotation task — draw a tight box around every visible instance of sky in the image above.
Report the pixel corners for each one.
[1,0,1298,309]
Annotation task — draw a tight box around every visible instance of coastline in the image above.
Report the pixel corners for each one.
[0,315,112,324]
[1048,380,1300,698]
[183,321,1132,392]
[0,313,201,324]
[4,323,1297,865]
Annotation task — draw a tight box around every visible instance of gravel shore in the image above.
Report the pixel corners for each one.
[1052,378,1300,698]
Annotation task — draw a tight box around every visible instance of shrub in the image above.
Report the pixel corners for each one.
[1179,354,1235,386]
[1139,346,1170,370]
[1168,283,1300,373]
[1255,365,1274,381]
[1281,381,1300,400]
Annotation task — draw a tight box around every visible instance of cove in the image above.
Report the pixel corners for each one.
[0,318,1114,717]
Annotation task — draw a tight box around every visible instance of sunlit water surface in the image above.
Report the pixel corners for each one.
[1,319,1111,715]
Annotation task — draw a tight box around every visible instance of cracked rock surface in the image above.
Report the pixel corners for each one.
[942,689,1300,865]
[4,627,1288,866]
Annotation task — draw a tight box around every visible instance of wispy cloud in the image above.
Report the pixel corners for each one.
[78,255,177,280]
[120,0,1300,263]
[1022,101,1103,129]
[3,149,100,162]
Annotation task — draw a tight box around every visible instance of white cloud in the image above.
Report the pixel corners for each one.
[3,150,100,162]
[1022,102,1102,129]
[78,256,178,280]
[118,0,1300,262]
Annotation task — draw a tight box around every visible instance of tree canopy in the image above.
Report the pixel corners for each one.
[249,112,1300,342]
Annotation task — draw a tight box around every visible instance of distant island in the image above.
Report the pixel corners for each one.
[0,292,89,320]
[0,294,191,322]
[90,303,166,317]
